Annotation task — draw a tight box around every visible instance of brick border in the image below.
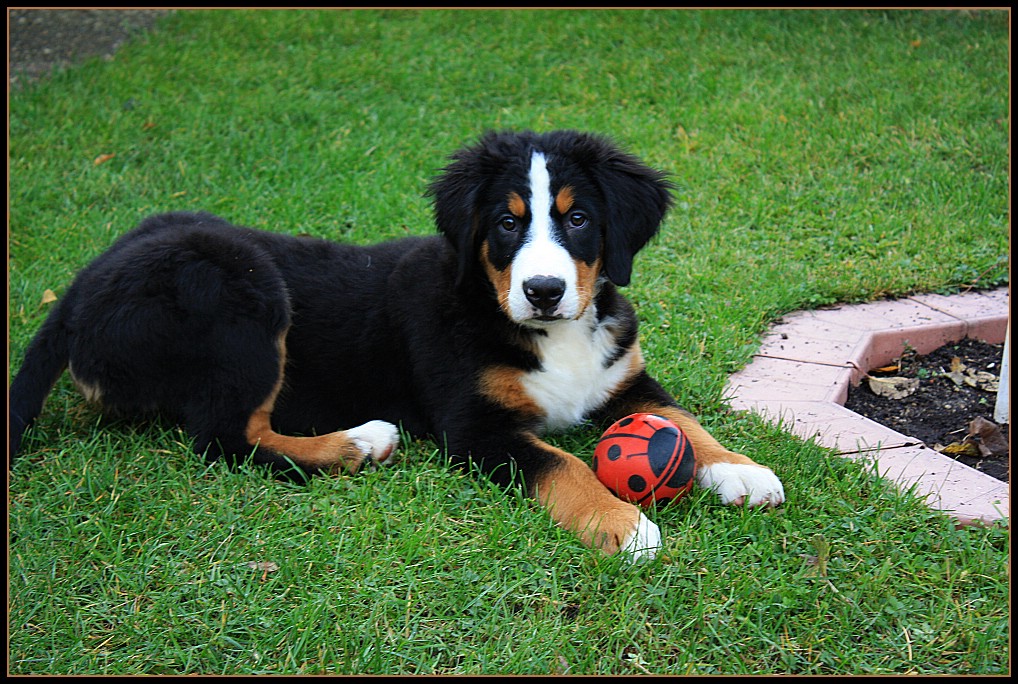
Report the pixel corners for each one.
[725,287,1009,527]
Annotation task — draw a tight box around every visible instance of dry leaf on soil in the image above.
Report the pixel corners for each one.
[938,441,981,457]
[866,375,919,400]
[943,357,999,392]
[935,417,1008,459]
[968,416,1009,458]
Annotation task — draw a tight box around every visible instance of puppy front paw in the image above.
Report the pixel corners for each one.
[698,462,785,507]
[620,511,662,563]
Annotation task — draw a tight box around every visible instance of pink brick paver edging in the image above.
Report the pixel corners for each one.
[725,287,1009,527]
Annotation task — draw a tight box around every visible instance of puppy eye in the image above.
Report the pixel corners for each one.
[567,211,589,230]
[499,216,518,232]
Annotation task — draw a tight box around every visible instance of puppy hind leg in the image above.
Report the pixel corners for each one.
[244,396,400,476]
[189,393,400,479]
[185,332,400,479]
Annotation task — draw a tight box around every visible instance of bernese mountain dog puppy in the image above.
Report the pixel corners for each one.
[9,130,784,561]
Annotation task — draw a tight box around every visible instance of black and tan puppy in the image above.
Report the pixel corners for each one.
[9,130,784,560]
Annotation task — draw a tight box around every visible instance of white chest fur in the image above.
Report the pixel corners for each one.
[521,309,638,431]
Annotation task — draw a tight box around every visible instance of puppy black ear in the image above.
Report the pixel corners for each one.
[594,149,674,287]
[427,155,482,288]
[428,131,536,288]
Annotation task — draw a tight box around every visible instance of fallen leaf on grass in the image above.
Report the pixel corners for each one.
[802,534,830,578]
[40,289,58,305]
[551,655,571,675]
[93,153,116,166]
[866,375,919,399]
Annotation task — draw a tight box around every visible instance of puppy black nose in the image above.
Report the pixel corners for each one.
[523,276,566,312]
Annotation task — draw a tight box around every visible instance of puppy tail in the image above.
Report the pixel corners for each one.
[9,302,70,465]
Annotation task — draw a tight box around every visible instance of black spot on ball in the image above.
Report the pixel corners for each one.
[627,474,647,493]
[666,439,696,488]
[646,426,679,477]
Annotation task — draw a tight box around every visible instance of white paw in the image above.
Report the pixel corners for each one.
[697,462,785,507]
[347,420,399,466]
[620,511,662,563]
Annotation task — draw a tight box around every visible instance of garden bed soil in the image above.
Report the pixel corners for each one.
[845,337,1009,483]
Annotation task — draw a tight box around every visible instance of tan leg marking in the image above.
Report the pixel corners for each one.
[612,401,752,468]
[243,333,396,473]
[245,396,377,473]
[69,367,104,404]
[527,434,642,555]
[652,406,756,467]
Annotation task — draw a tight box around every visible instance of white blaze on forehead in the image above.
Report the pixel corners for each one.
[507,152,579,322]
[528,152,554,232]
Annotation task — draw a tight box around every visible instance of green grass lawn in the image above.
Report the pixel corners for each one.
[7,9,1009,675]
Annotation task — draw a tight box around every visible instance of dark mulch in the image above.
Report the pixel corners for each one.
[845,337,1009,482]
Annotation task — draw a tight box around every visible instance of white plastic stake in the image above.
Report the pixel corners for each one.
[993,322,1009,425]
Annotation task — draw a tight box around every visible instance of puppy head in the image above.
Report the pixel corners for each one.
[428,130,673,326]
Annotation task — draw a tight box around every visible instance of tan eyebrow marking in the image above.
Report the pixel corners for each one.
[507,191,526,218]
[555,185,575,215]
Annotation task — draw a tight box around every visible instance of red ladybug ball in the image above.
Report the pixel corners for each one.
[593,413,696,508]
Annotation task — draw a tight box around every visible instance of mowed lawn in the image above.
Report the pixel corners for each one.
[7,9,1009,675]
